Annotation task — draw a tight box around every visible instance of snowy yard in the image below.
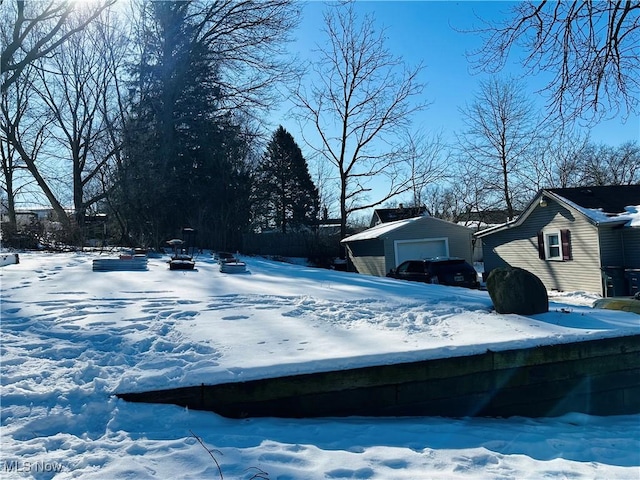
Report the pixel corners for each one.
[1,252,639,479]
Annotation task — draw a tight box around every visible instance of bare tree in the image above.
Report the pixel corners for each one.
[450,160,501,222]
[610,141,640,184]
[127,0,301,121]
[31,6,126,243]
[1,0,116,233]
[307,152,338,223]
[400,129,450,208]
[1,0,115,94]
[423,184,465,222]
[195,0,301,116]
[292,2,427,239]
[456,77,540,220]
[577,141,640,186]
[470,1,640,123]
[0,61,68,228]
[522,128,589,194]
[1,73,28,232]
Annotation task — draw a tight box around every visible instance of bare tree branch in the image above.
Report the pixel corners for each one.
[292,1,428,238]
[467,1,640,123]
[456,77,541,220]
[1,0,116,94]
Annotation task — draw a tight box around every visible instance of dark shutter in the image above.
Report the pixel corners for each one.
[537,231,545,259]
[561,229,572,261]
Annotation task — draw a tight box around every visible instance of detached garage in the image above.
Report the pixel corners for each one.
[341,216,474,277]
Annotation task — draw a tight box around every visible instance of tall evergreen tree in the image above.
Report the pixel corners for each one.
[252,126,319,233]
[116,1,251,249]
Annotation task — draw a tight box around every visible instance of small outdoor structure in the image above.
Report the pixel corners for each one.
[92,250,148,272]
[167,227,197,270]
[476,185,640,296]
[167,241,194,270]
[215,251,247,274]
[341,215,475,277]
[220,259,247,274]
[0,253,19,267]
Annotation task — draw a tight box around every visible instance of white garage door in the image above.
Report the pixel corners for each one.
[394,238,448,266]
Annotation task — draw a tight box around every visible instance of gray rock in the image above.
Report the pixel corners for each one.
[486,266,548,315]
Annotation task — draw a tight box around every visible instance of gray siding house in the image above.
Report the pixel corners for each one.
[476,185,640,296]
[341,215,474,277]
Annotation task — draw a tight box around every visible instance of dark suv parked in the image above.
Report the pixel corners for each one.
[386,257,480,289]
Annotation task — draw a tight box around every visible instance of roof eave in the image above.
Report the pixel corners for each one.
[475,189,636,239]
[475,190,547,238]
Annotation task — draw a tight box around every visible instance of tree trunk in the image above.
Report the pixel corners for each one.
[5,128,71,229]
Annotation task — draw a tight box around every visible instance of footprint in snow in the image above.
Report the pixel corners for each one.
[381,459,409,469]
[325,467,374,479]
[222,315,249,320]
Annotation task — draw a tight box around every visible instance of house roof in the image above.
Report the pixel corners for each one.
[342,215,471,243]
[476,185,640,238]
[546,185,640,215]
[370,206,427,226]
[459,209,515,225]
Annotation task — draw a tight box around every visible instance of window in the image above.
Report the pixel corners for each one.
[545,231,562,260]
[537,229,572,261]
[406,261,425,273]
[396,262,411,273]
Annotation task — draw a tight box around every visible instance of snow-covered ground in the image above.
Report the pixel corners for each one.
[1,252,639,479]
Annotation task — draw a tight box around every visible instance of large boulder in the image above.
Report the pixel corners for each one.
[486,266,548,315]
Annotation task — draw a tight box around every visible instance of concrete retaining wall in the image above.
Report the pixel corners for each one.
[117,334,640,418]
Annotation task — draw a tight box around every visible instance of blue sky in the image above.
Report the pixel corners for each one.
[277,1,640,148]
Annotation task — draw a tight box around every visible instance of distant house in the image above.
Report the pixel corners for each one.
[456,209,518,230]
[341,215,475,277]
[475,185,640,296]
[369,205,428,227]
[455,210,518,263]
[0,208,54,226]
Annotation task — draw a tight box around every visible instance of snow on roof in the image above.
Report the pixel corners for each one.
[546,185,640,215]
[457,220,503,231]
[344,215,476,243]
[550,191,640,227]
[626,206,640,226]
[341,216,419,242]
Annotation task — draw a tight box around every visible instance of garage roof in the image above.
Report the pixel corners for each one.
[342,215,473,243]
[341,217,419,243]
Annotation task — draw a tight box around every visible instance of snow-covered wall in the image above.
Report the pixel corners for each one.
[119,334,640,419]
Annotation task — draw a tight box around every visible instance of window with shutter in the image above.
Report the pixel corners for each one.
[540,230,564,261]
[547,233,561,259]
[537,229,573,261]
